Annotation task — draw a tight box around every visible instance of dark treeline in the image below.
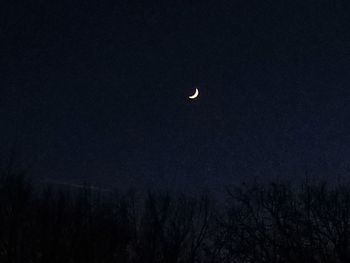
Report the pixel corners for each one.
[1,166,350,262]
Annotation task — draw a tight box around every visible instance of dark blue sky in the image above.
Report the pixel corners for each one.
[1,0,350,191]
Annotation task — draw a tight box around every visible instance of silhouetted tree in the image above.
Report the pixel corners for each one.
[2,162,350,262]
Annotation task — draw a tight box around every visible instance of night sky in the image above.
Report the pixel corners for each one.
[1,1,350,192]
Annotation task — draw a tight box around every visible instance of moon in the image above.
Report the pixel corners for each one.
[189,88,199,99]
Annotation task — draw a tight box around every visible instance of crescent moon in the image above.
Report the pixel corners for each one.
[189,88,199,99]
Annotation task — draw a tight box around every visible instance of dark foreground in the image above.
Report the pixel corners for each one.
[1,167,350,263]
